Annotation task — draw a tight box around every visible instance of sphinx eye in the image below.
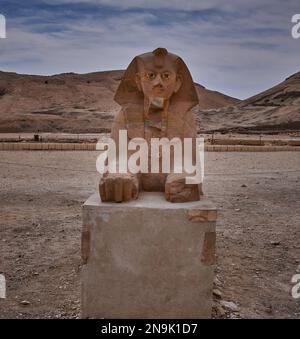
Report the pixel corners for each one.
[146,72,156,80]
[162,72,170,80]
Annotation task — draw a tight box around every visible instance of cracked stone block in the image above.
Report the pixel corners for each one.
[81,192,217,319]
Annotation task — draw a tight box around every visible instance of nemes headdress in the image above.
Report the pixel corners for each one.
[114,48,199,111]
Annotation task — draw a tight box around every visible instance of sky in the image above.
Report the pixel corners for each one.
[0,0,299,99]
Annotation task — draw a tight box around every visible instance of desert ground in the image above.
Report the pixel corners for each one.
[0,150,299,319]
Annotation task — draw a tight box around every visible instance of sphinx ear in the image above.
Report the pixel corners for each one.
[174,74,182,93]
[135,73,142,92]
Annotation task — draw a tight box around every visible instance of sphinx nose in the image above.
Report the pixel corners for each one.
[153,74,163,87]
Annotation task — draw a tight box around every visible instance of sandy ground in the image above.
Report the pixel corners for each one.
[0,151,299,318]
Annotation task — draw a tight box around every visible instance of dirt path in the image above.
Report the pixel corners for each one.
[0,151,299,318]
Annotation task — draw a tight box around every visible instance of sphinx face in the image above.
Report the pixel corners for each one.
[136,57,182,109]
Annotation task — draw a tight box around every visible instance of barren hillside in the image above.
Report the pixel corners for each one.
[195,71,300,133]
[0,70,238,133]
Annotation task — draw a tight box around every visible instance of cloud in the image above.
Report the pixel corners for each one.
[39,0,300,13]
[39,0,233,11]
[0,0,299,99]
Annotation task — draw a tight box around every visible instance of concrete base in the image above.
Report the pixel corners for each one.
[81,192,217,319]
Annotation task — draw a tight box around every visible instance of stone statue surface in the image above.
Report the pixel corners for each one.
[99,47,202,203]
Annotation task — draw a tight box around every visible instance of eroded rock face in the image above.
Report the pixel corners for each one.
[99,48,202,203]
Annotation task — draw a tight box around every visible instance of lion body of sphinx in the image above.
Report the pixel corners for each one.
[99,47,202,203]
[111,103,199,193]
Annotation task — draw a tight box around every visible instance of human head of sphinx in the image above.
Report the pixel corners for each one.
[114,47,199,113]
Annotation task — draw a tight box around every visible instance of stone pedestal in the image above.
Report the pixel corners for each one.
[81,192,217,319]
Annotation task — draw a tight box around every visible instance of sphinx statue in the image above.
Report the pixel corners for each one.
[99,47,203,203]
